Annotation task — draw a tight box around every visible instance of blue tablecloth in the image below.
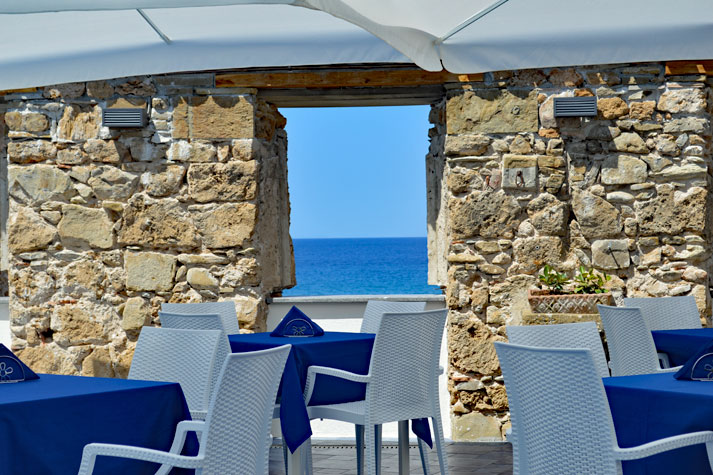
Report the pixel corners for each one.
[229,332,431,453]
[604,372,713,475]
[0,373,198,475]
[652,328,713,366]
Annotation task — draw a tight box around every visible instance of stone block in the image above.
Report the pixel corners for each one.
[592,240,630,270]
[663,118,709,134]
[451,412,503,441]
[512,236,564,274]
[502,155,537,190]
[125,251,176,291]
[122,297,151,332]
[52,304,109,346]
[141,165,186,197]
[527,193,568,236]
[444,134,490,156]
[167,140,216,162]
[8,206,57,253]
[81,347,115,378]
[600,155,648,185]
[651,163,707,181]
[57,104,101,142]
[447,89,538,134]
[629,101,655,120]
[4,111,49,133]
[613,132,648,154]
[9,165,74,204]
[597,97,629,119]
[58,204,113,249]
[86,80,114,99]
[83,139,129,164]
[118,195,200,250]
[194,203,256,249]
[449,316,504,375]
[87,166,139,201]
[657,88,707,114]
[448,191,521,239]
[172,95,255,139]
[635,186,706,235]
[8,140,57,164]
[571,189,621,239]
[187,268,219,289]
[187,161,257,203]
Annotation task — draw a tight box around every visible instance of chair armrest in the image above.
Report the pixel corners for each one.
[167,420,206,454]
[614,430,713,461]
[304,366,370,405]
[78,443,203,475]
[657,365,683,374]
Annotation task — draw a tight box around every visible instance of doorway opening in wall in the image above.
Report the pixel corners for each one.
[281,106,442,296]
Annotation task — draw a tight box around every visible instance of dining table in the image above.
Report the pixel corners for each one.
[604,372,713,475]
[229,331,432,475]
[0,373,198,475]
[652,328,713,366]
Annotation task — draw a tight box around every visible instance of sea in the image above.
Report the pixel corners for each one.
[282,237,443,296]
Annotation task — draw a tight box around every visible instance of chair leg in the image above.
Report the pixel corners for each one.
[431,413,449,475]
[282,440,289,475]
[302,438,313,475]
[364,424,378,475]
[374,424,382,475]
[356,425,364,475]
[417,437,431,475]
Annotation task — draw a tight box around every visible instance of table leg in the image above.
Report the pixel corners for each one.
[398,420,409,475]
[287,439,310,475]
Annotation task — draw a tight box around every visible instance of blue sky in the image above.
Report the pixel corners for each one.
[282,105,431,239]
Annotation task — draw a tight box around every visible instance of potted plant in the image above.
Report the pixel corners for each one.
[528,265,613,314]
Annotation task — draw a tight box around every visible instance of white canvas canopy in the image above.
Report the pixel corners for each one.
[1,0,711,90]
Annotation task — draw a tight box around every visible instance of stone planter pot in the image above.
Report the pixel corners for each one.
[527,289,612,314]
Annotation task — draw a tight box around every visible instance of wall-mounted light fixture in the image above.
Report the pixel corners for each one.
[553,96,597,117]
[102,108,148,128]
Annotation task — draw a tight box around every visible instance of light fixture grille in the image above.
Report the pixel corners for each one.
[102,108,147,127]
[553,96,597,117]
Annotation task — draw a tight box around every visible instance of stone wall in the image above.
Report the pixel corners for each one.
[426,63,713,440]
[2,75,294,376]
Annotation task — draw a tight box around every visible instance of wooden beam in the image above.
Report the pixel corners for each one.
[258,85,444,107]
[665,60,713,76]
[0,87,38,95]
[217,68,482,89]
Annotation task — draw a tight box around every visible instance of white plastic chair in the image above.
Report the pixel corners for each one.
[128,326,222,421]
[158,311,230,419]
[623,296,702,331]
[79,344,291,475]
[495,341,713,475]
[506,322,609,378]
[360,300,427,334]
[305,309,449,475]
[161,301,240,335]
[598,304,682,377]
[622,296,701,368]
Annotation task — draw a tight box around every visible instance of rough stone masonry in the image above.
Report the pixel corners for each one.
[1,76,294,377]
[425,63,713,440]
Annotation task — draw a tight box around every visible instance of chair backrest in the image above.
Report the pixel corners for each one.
[129,327,221,416]
[506,322,610,378]
[495,342,619,475]
[202,344,290,475]
[365,309,447,424]
[158,311,230,399]
[598,304,661,377]
[360,300,428,333]
[161,301,240,335]
[623,296,701,331]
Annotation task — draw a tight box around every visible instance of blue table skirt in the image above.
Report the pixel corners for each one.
[652,328,713,366]
[604,373,713,475]
[0,374,198,475]
[229,332,431,453]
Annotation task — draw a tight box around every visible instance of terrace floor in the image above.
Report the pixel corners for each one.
[269,440,513,474]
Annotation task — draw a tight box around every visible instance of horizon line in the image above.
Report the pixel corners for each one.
[291,236,427,240]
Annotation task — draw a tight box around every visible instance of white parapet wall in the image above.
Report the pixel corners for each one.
[267,294,449,441]
[0,297,9,348]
